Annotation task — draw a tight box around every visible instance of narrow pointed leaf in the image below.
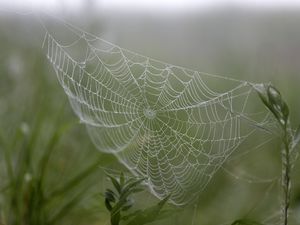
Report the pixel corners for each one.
[120,172,125,187]
[105,198,113,211]
[122,198,134,211]
[281,101,290,122]
[105,189,116,202]
[122,178,145,196]
[293,125,300,148]
[267,85,282,107]
[253,84,273,113]
[107,174,121,194]
[125,195,170,225]
[253,84,270,106]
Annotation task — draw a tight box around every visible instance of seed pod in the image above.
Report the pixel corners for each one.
[267,85,289,126]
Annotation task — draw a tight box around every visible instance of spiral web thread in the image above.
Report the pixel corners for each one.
[43,20,275,205]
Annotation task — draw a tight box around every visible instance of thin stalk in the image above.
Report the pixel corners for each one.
[254,83,294,225]
[0,131,14,182]
[282,127,291,225]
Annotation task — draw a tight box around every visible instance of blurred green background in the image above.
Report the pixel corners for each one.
[0,5,300,225]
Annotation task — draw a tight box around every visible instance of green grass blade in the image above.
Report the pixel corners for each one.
[47,157,102,200]
[47,188,87,225]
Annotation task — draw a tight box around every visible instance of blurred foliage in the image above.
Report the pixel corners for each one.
[0,112,104,225]
[255,83,300,225]
[0,8,300,225]
[0,14,117,225]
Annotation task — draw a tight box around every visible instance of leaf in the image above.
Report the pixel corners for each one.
[231,219,264,225]
[120,172,125,187]
[121,198,134,211]
[107,179,140,217]
[293,125,300,148]
[105,189,116,202]
[266,85,290,125]
[122,210,142,221]
[255,83,290,127]
[281,101,290,123]
[111,211,121,225]
[267,85,282,120]
[267,85,282,107]
[253,83,273,114]
[253,84,270,107]
[125,195,170,225]
[38,122,73,184]
[122,178,145,196]
[105,198,113,211]
[115,179,145,211]
[107,174,122,194]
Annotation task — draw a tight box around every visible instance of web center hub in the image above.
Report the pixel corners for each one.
[143,108,156,119]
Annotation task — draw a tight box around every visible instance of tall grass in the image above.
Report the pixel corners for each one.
[0,108,113,225]
[255,84,300,225]
[1,14,300,225]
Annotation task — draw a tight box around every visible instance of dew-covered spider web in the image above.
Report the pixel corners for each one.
[42,18,278,205]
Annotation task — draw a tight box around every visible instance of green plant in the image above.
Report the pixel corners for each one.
[230,84,300,225]
[254,83,300,225]
[104,173,172,225]
[0,111,109,225]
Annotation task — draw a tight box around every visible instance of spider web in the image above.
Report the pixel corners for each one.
[43,20,276,205]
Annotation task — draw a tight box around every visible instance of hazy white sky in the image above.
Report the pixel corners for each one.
[2,0,300,12]
[101,0,300,10]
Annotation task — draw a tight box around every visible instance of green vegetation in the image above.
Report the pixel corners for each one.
[255,84,300,225]
[1,10,300,225]
[105,173,171,225]
[229,84,300,225]
[0,111,109,225]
